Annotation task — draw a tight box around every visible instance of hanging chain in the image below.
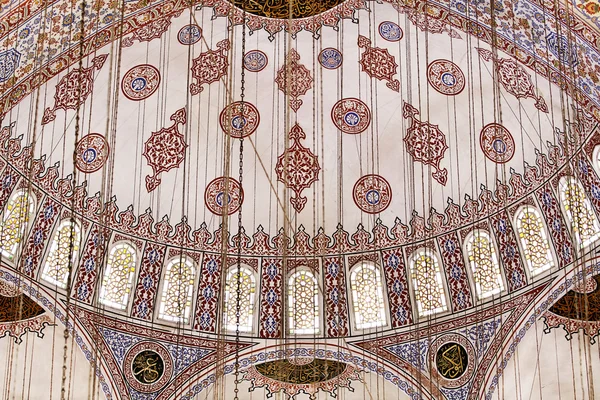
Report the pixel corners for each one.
[233,11,246,400]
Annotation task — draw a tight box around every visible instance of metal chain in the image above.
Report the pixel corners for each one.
[233,11,246,400]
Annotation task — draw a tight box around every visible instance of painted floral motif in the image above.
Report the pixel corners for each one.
[121,64,161,101]
[546,32,578,67]
[244,50,268,72]
[0,49,21,83]
[41,54,108,125]
[75,133,109,173]
[142,108,188,192]
[331,98,371,134]
[122,13,183,47]
[479,123,515,164]
[275,123,320,213]
[358,35,400,92]
[219,101,260,138]
[318,48,343,70]
[477,48,548,113]
[177,24,202,45]
[427,59,465,95]
[190,39,230,95]
[402,102,448,185]
[352,174,392,214]
[204,177,244,215]
[274,49,313,112]
[378,21,403,41]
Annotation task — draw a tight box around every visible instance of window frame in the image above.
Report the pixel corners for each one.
[0,189,36,261]
[98,241,139,311]
[463,229,506,300]
[41,219,83,289]
[287,268,321,336]
[222,264,257,334]
[513,205,556,277]
[408,248,449,318]
[558,176,600,250]
[349,261,388,331]
[156,256,197,324]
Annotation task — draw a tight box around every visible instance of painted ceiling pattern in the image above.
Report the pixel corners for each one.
[1,0,600,399]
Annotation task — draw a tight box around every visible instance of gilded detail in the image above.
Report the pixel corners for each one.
[255,358,348,384]
[549,275,600,321]
[435,342,468,380]
[228,0,347,19]
[132,351,164,384]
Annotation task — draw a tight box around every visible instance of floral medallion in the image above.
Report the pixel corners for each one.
[275,49,312,113]
[479,123,515,164]
[358,35,400,92]
[190,39,230,95]
[177,24,202,45]
[319,48,343,70]
[275,124,320,213]
[219,101,260,138]
[331,98,371,134]
[353,174,392,214]
[75,134,109,173]
[244,50,268,72]
[204,177,244,215]
[121,64,161,101]
[378,21,403,41]
[123,341,173,393]
[427,59,465,96]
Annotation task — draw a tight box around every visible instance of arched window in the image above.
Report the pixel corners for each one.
[0,190,35,260]
[41,220,81,288]
[288,270,319,335]
[350,262,386,329]
[158,257,196,323]
[98,243,137,310]
[515,207,554,275]
[223,265,256,332]
[465,231,504,299]
[559,177,600,248]
[410,250,447,317]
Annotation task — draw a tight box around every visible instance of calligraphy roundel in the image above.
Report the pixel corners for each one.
[205,177,244,215]
[220,101,260,138]
[480,123,515,164]
[124,341,173,393]
[427,59,465,96]
[178,24,202,45]
[319,48,343,70]
[244,50,268,72]
[75,134,109,173]
[429,334,475,388]
[353,174,392,214]
[378,21,403,42]
[121,64,161,101]
[331,98,371,134]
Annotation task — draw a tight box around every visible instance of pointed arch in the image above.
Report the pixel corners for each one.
[0,190,36,260]
[514,206,554,275]
[464,230,504,298]
[350,262,386,329]
[41,220,82,288]
[223,265,256,333]
[158,257,196,323]
[288,270,319,335]
[98,242,138,310]
[410,249,447,317]
[558,176,600,248]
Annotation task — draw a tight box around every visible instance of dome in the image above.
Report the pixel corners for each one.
[1,0,600,398]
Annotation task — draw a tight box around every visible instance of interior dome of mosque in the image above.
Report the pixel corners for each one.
[1,0,600,398]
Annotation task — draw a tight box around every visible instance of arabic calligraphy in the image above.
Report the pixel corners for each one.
[132,350,164,384]
[255,358,347,384]
[228,0,346,19]
[435,342,468,380]
[549,275,600,321]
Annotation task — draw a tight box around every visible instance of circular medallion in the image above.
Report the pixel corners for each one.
[243,50,268,72]
[480,123,515,164]
[219,101,260,138]
[75,134,109,173]
[123,342,173,393]
[378,21,403,42]
[331,98,371,134]
[319,48,343,70]
[353,174,392,214]
[205,177,244,215]
[427,59,466,96]
[177,24,202,45]
[429,334,475,388]
[121,64,161,101]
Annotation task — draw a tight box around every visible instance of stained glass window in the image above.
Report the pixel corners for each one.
[410,250,447,317]
[223,266,256,332]
[288,270,319,335]
[465,231,504,298]
[158,257,195,323]
[98,243,137,310]
[41,220,81,288]
[559,177,600,248]
[515,207,554,275]
[350,262,386,329]
[0,190,35,260]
